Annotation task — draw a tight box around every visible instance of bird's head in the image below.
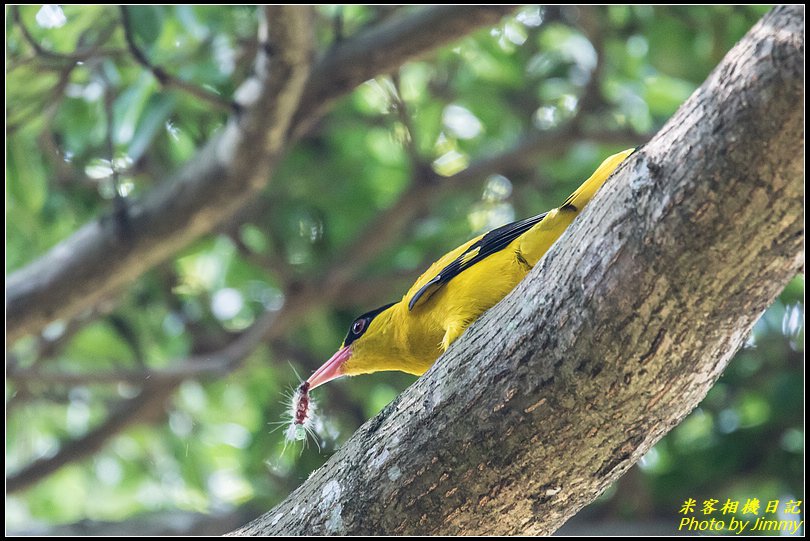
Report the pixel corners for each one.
[306,302,400,389]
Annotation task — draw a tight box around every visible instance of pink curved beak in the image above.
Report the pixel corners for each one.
[306,346,352,390]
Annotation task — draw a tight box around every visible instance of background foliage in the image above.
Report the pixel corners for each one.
[6,5,802,534]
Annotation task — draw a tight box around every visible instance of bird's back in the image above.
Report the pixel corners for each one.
[396,148,635,374]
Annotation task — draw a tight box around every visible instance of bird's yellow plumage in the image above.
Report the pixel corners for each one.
[305,149,635,389]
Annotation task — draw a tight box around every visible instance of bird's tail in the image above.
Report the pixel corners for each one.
[518,148,635,266]
[560,148,635,211]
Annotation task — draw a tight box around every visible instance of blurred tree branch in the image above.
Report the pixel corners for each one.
[6,302,283,493]
[6,5,515,344]
[10,5,122,65]
[232,6,803,535]
[7,503,260,536]
[289,6,516,139]
[6,380,178,493]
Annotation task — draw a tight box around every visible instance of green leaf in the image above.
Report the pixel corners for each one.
[128,93,176,162]
[413,101,444,157]
[644,74,696,116]
[64,321,137,365]
[7,135,47,213]
[55,97,106,155]
[127,6,163,48]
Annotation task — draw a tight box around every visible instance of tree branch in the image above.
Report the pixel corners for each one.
[6,381,177,493]
[7,6,515,345]
[7,507,258,536]
[10,6,122,65]
[290,6,516,139]
[7,6,314,343]
[231,6,804,535]
[5,306,280,493]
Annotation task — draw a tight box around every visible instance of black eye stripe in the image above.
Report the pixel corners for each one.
[343,301,396,347]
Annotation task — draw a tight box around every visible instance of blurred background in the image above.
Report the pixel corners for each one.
[6,5,802,535]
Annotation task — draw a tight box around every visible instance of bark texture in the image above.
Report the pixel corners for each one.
[232,6,804,536]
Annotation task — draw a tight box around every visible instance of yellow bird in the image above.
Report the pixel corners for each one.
[306,148,634,389]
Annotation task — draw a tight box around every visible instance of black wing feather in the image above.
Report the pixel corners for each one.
[408,212,548,311]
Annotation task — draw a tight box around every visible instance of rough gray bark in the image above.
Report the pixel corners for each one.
[6,6,514,344]
[232,6,803,536]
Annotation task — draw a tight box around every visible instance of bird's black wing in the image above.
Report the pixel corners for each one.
[408,211,549,311]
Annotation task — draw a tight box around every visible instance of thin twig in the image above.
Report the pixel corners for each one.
[6,380,73,413]
[102,76,132,241]
[6,306,280,493]
[389,73,431,179]
[220,197,297,286]
[119,6,234,113]
[332,6,345,44]
[576,6,609,115]
[11,6,122,64]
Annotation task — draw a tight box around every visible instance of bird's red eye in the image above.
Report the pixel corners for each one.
[352,319,366,335]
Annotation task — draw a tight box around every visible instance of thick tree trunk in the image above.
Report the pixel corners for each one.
[231,6,803,536]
